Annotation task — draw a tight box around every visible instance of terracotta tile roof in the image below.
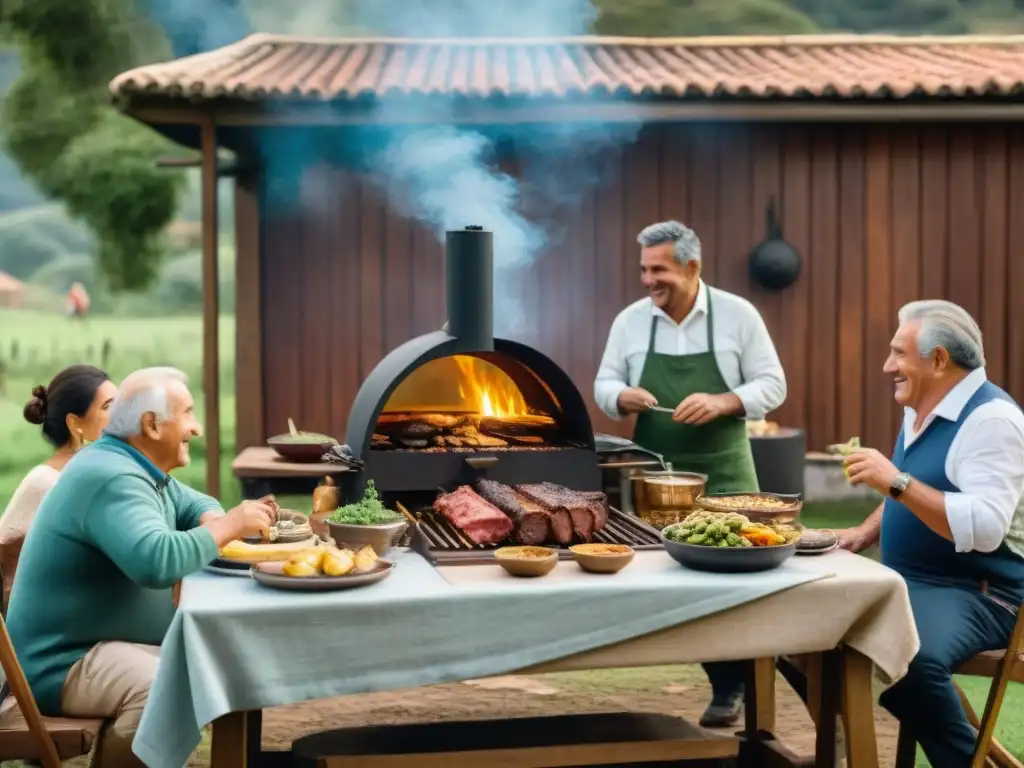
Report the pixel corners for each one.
[109,33,1024,102]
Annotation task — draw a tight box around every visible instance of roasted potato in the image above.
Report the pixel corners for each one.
[297,549,325,570]
[282,560,318,577]
[322,548,355,577]
[353,545,379,574]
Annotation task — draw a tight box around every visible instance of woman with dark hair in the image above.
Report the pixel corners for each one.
[0,365,117,542]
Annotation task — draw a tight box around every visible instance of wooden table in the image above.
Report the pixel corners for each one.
[231,447,355,500]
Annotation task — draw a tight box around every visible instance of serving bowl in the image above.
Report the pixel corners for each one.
[569,543,635,574]
[660,523,796,573]
[267,432,338,463]
[325,519,408,557]
[493,546,558,578]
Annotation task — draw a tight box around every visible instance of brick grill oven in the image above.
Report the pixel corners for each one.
[346,225,603,497]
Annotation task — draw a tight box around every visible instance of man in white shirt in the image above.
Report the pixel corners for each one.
[838,299,1024,767]
[594,220,787,727]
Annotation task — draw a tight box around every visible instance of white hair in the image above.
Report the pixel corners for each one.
[104,367,189,439]
[637,220,701,265]
[898,300,985,371]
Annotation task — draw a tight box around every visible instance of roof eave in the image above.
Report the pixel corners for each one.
[114,93,1024,130]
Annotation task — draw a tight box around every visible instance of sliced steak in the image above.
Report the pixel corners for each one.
[515,483,595,542]
[575,488,610,533]
[474,479,551,546]
[433,486,514,545]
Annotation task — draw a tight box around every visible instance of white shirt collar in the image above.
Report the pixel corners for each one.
[903,367,988,444]
[649,280,708,327]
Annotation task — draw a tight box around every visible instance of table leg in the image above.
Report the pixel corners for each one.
[812,652,840,768]
[839,647,879,768]
[211,711,249,768]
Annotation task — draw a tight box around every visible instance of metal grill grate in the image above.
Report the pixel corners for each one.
[404,504,664,566]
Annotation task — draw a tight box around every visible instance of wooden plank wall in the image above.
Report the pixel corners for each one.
[250,121,1024,455]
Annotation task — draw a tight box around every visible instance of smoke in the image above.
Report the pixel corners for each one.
[144,0,645,336]
[376,127,543,271]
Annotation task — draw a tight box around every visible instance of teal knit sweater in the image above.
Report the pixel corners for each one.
[6,435,222,715]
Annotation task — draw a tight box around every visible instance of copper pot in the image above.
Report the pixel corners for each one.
[631,471,707,529]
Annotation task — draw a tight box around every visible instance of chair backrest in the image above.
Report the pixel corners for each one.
[0,612,62,767]
[0,535,25,618]
[0,535,62,768]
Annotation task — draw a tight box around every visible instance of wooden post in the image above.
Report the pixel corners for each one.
[200,117,221,498]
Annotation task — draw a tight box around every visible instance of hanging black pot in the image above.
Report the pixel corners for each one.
[749,196,801,291]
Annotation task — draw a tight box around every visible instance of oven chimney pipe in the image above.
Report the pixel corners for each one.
[445,225,494,352]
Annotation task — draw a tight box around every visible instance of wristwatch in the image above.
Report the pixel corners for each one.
[890,472,911,499]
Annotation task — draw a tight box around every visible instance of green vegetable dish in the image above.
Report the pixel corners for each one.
[663,511,753,548]
[327,480,402,525]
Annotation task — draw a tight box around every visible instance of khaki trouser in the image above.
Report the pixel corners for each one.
[60,641,160,768]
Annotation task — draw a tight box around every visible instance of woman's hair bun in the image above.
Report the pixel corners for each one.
[23,385,48,425]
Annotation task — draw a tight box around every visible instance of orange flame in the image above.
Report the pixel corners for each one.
[452,355,529,417]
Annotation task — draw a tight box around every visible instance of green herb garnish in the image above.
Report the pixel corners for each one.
[327,480,402,525]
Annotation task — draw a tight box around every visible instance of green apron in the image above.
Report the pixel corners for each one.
[632,292,759,495]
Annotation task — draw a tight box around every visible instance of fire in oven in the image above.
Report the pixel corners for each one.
[344,225,662,564]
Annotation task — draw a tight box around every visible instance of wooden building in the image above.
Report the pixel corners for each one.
[109,33,1024,494]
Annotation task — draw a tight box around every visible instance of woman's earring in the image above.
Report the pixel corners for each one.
[73,429,85,452]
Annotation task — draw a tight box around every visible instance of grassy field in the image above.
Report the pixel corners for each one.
[0,308,1020,765]
[0,308,239,505]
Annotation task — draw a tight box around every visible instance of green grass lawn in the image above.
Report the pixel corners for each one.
[0,308,1020,765]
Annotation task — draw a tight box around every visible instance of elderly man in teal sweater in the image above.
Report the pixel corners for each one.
[6,366,275,767]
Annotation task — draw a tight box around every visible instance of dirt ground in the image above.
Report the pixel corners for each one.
[219,665,899,767]
[23,665,900,767]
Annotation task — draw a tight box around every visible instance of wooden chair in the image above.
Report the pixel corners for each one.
[0,538,103,767]
[895,601,1024,768]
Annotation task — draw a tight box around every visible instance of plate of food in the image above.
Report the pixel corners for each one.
[661,511,800,573]
[251,545,395,591]
[696,492,802,524]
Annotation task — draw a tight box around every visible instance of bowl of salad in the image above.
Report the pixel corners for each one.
[661,510,799,573]
[325,480,407,556]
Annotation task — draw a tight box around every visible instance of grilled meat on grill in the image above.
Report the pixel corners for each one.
[514,483,610,542]
[432,486,514,545]
[473,478,551,545]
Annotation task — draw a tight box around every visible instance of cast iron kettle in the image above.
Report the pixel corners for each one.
[748,196,801,291]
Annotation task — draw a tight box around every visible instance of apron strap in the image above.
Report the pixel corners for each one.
[704,287,716,355]
[648,287,715,355]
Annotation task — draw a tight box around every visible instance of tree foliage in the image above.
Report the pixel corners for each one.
[594,0,819,35]
[0,0,183,292]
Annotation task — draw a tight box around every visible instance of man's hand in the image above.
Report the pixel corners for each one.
[831,526,877,554]
[226,500,277,540]
[844,448,901,495]
[617,387,659,415]
[672,393,737,425]
[257,494,280,519]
